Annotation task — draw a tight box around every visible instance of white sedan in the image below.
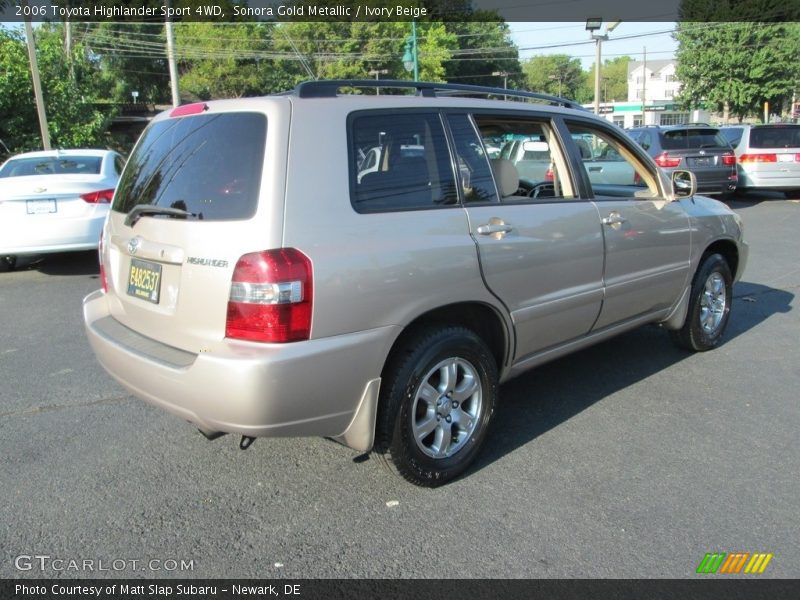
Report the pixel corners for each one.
[0,149,124,270]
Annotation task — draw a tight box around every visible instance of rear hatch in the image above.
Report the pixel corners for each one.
[657,128,736,189]
[102,100,289,353]
[739,125,800,182]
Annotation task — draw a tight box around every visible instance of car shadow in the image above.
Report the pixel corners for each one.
[17,251,100,277]
[469,280,793,476]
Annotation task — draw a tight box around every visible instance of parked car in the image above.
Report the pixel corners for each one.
[719,123,800,194]
[627,125,737,196]
[83,81,747,487]
[0,149,125,270]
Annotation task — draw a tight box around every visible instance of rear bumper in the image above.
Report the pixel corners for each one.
[737,169,800,191]
[83,290,397,443]
[0,213,105,255]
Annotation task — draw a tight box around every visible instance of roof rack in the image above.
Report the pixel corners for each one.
[293,79,587,111]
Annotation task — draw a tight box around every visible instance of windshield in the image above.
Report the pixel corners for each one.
[113,112,266,221]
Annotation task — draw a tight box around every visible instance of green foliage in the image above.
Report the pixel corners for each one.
[522,54,584,101]
[0,25,113,153]
[583,56,632,104]
[443,21,522,87]
[674,21,800,121]
[176,23,276,99]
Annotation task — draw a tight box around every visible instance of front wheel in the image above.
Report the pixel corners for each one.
[374,326,498,487]
[670,253,733,351]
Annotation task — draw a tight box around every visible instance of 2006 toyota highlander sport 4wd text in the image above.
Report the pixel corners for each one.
[83,80,748,487]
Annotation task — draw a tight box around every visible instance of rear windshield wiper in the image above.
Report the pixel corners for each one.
[125,204,200,227]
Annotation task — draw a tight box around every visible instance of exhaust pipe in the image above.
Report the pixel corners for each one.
[240,436,256,450]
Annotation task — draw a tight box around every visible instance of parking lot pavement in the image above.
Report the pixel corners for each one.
[0,195,798,579]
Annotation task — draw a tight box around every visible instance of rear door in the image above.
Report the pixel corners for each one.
[456,112,605,360]
[103,101,288,353]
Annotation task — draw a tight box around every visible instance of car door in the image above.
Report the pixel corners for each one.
[448,112,605,361]
[563,120,692,330]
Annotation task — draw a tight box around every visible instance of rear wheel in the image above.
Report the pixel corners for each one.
[374,326,497,487]
[670,253,733,351]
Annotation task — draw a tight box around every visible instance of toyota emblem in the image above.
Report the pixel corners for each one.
[128,238,140,255]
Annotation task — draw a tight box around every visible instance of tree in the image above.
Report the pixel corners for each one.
[674,0,800,122]
[176,23,276,99]
[0,25,112,153]
[442,20,522,88]
[583,56,631,104]
[522,54,584,100]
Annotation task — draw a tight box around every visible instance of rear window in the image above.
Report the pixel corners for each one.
[0,156,102,177]
[661,128,729,150]
[113,112,266,221]
[748,125,800,149]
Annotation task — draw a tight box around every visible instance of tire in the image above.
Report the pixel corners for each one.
[670,253,733,351]
[374,326,498,487]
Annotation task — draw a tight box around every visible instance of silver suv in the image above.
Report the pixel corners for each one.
[84,81,748,487]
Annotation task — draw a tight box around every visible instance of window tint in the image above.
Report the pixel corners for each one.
[661,128,728,150]
[748,125,800,149]
[114,155,126,176]
[0,156,102,177]
[113,112,266,221]
[350,112,457,212]
[446,114,498,204]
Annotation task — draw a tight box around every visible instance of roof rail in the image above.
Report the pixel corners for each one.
[293,79,587,111]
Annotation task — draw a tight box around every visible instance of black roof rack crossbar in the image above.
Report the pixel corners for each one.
[293,79,587,111]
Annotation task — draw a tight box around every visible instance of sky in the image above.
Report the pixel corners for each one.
[509,22,679,69]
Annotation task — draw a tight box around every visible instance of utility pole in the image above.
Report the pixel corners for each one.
[165,0,180,107]
[23,11,51,150]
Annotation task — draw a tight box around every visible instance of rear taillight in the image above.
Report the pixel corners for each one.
[544,167,554,182]
[721,153,736,166]
[655,152,681,168]
[226,249,313,343]
[98,229,108,293]
[80,188,115,204]
[739,153,777,163]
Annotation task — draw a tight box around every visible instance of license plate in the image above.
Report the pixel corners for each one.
[691,157,711,167]
[778,154,794,162]
[127,258,162,304]
[26,198,57,214]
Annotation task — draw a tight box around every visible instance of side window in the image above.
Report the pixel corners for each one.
[350,112,457,213]
[565,123,660,199]
[446,114,498,204]
[472,115,576,201]
[114,155,126,176]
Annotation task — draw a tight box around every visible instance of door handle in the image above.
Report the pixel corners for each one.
[477,222,513,236]
[601,212,626,227]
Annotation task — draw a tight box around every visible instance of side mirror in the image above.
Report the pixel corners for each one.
[672,170,697,198]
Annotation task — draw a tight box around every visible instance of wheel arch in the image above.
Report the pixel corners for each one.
[702,239,740,280]
[381,302,511,379]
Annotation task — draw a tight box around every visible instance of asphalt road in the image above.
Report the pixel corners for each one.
[1,193,798,580]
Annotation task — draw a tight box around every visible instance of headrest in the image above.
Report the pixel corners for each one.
[491,158,519,197]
